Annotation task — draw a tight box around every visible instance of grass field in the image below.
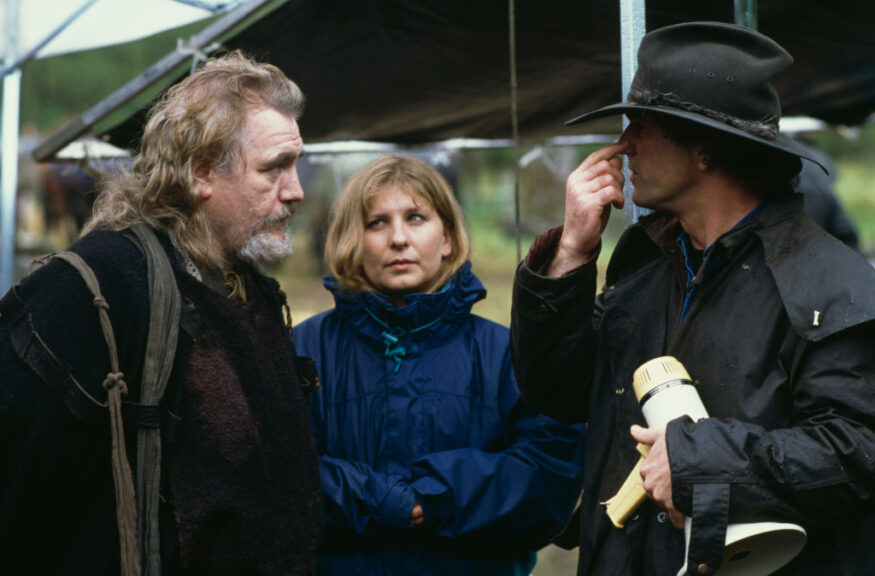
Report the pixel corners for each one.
[835,159,875,251]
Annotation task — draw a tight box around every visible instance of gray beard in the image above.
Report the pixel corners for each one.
[238,228,294,266]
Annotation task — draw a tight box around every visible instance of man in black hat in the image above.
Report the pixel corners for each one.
[511,22,875,576]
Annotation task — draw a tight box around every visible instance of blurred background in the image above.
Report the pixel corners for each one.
[3,2,874,573]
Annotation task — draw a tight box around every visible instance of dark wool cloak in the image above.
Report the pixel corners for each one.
[0,228,322,575]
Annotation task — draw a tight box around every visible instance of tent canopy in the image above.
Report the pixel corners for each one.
[0,0,231,63]
[36,0,875,160]
[1,0,241,291]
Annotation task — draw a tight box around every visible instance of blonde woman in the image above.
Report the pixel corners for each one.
[294,155,586,575]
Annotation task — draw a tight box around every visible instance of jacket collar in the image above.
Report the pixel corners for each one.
[323,261,486,343]
[639,194,803,256]
[631,194,875,341]
[755,197,875,340]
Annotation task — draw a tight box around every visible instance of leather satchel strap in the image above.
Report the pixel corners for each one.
[53,250,142,576]
[52,225,181,576]
[126,224,181,576]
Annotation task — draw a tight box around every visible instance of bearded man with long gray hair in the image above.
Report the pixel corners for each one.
[0,51,321,575]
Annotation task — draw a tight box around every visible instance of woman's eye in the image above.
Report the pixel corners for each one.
[408,213,425,223]
[366,218,385,229]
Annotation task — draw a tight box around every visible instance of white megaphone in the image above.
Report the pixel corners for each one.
[604,356,806,576]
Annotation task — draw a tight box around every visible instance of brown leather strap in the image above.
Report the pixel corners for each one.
[126,224,181,576]
[53,250,141,576]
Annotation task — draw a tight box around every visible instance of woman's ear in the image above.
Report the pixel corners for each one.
[441,229,453,258]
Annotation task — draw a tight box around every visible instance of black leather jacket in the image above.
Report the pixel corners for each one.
[511,195,875,576]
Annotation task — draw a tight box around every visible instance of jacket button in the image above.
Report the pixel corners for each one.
[697,563,709,575]
[615,386,625,395]
[657,511,668,523]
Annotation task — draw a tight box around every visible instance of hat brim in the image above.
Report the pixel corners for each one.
[566,103,828,173]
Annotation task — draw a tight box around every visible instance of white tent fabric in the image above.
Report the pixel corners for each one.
[56,136,130,160]
[1,0,240,292]
[0,0,229,61]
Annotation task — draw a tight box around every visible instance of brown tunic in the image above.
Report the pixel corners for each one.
[165,268,322,575]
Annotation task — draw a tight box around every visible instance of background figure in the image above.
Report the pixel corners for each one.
[793,145,860,250]
[0,51,321,575]
[44,164,97,229]
[511,22,875,576]
[294,155,586,575]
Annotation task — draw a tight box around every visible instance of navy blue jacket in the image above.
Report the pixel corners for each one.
[294,263,586,575]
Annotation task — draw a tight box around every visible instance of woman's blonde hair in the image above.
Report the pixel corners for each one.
[325,155,470,294]
[83,50,305,265]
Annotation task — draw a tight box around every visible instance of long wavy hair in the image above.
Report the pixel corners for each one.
[84,50,305,265]
[325,155,470,294]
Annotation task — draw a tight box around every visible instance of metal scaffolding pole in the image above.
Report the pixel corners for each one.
[734,0,758,29]
[1,0,21,294]
[620,0,646,225]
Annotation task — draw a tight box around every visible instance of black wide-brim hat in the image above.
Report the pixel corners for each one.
[567,22,826,171]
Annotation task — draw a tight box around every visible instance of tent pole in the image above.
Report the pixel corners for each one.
[734,0,758,29]
[1,0,22,294]
[508,0,522,263]
[619,0,646,226]
[2,0,98,293]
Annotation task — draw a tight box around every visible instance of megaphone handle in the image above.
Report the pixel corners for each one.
[605,443,651,528]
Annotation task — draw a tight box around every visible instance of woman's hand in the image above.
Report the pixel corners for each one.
[411,501,424,527]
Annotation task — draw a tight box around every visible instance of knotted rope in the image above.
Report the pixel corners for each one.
[103,371,140,576]
[54,251,141,576]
